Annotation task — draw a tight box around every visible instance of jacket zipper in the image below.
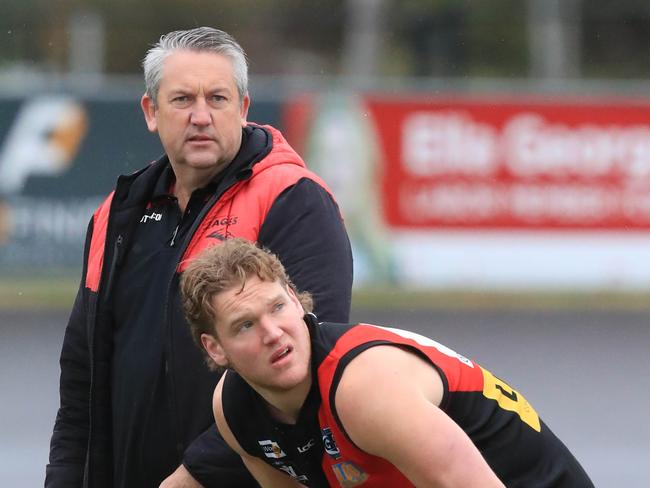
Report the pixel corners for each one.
[163,178,248,458]
[169,224,179,247]
[103,234,124,300]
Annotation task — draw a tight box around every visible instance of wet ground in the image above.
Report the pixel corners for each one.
[2,307,648,487]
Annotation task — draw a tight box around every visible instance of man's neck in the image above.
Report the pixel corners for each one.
[171,164,225,212]
[259,376,313,426]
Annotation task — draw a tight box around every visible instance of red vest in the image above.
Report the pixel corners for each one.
[84,125,332,291]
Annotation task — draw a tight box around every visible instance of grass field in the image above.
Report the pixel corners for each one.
[0,278,78,310]
[3,277,650,311]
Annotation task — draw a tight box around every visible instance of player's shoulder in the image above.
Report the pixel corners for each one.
[337,343,443,408]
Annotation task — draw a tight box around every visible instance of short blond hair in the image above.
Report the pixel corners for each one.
[180,238,313,370]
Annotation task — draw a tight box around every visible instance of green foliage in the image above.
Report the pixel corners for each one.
[464,0,527,77]
[1,0,649,79]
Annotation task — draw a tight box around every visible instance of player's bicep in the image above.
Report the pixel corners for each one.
[334,346,445,456]
[335,346,503,487]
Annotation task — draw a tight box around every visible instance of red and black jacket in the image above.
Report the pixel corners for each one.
[46,124,353,488]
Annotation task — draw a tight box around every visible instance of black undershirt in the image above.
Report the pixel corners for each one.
[110,164,222,486]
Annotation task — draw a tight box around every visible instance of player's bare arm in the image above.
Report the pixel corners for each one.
[334,345,505,488]
[212,374,305,488]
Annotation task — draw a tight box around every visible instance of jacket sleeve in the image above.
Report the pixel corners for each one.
[257,177,353,323]
[45,219,94,488]
[182,178,354,485]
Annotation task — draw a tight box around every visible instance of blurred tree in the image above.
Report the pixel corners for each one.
[1,0,650,81]
[527,0,581,79]
[399,0,469,77]
[465,0,528,78]
[581,0,650,78]
[0,0,65,71]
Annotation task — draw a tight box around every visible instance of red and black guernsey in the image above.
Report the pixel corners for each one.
[222,315,594,488]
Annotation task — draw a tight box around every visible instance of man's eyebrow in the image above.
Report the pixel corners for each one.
[206,87,233,97]
[167,88,191,97]
[232,293,286,324]
[224,311,252,329]
[268,292,286,304]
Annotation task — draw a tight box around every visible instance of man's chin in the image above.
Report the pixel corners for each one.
[181,154,226,171]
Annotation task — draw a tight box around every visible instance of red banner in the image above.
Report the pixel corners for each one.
[369,95,650,230]
[285,94,650,230]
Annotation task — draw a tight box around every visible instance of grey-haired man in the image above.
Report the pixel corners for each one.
[46,27,353,488]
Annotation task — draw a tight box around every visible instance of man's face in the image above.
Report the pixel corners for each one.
[202,276,312,394]
[141,49,250,177]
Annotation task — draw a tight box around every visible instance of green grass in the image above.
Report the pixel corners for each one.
[2,277,650,311]
[0,278,78,310]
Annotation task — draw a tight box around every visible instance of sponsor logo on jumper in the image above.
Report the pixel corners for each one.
[278,465,309,483]
[258,439,286,459]
[140,211,163,223]
[331,461,368,487]
[297,438,316,454]
[321,427,341,459]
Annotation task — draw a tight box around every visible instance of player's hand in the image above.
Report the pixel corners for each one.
[159,464,204,488]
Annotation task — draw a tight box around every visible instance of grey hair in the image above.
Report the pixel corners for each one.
[142,26,248,106]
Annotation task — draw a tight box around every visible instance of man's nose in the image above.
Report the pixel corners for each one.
[260,317,283,345]
[190,98,211,126]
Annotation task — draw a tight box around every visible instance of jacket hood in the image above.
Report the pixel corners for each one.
[247,123,307,177]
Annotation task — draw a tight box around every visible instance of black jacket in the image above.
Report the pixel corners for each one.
[45,124,353,487]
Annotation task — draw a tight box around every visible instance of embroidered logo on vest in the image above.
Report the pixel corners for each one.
[205,215,238,228]
[140,211,162,223]
[207,230,232,241]
[205,216,238,241]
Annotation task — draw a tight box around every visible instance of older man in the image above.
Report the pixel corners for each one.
[46,27,352,488]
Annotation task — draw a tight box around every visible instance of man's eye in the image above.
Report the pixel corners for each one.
[210,95,226,103]
[171,96,190,105]
[272,302,284,313]
[238,321,253,331]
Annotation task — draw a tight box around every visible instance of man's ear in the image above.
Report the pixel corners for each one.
[141,93,158,133]
[240,94,250,126]
[201,333,228,368]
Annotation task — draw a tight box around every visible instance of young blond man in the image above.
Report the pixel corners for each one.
[181,238,593,488]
